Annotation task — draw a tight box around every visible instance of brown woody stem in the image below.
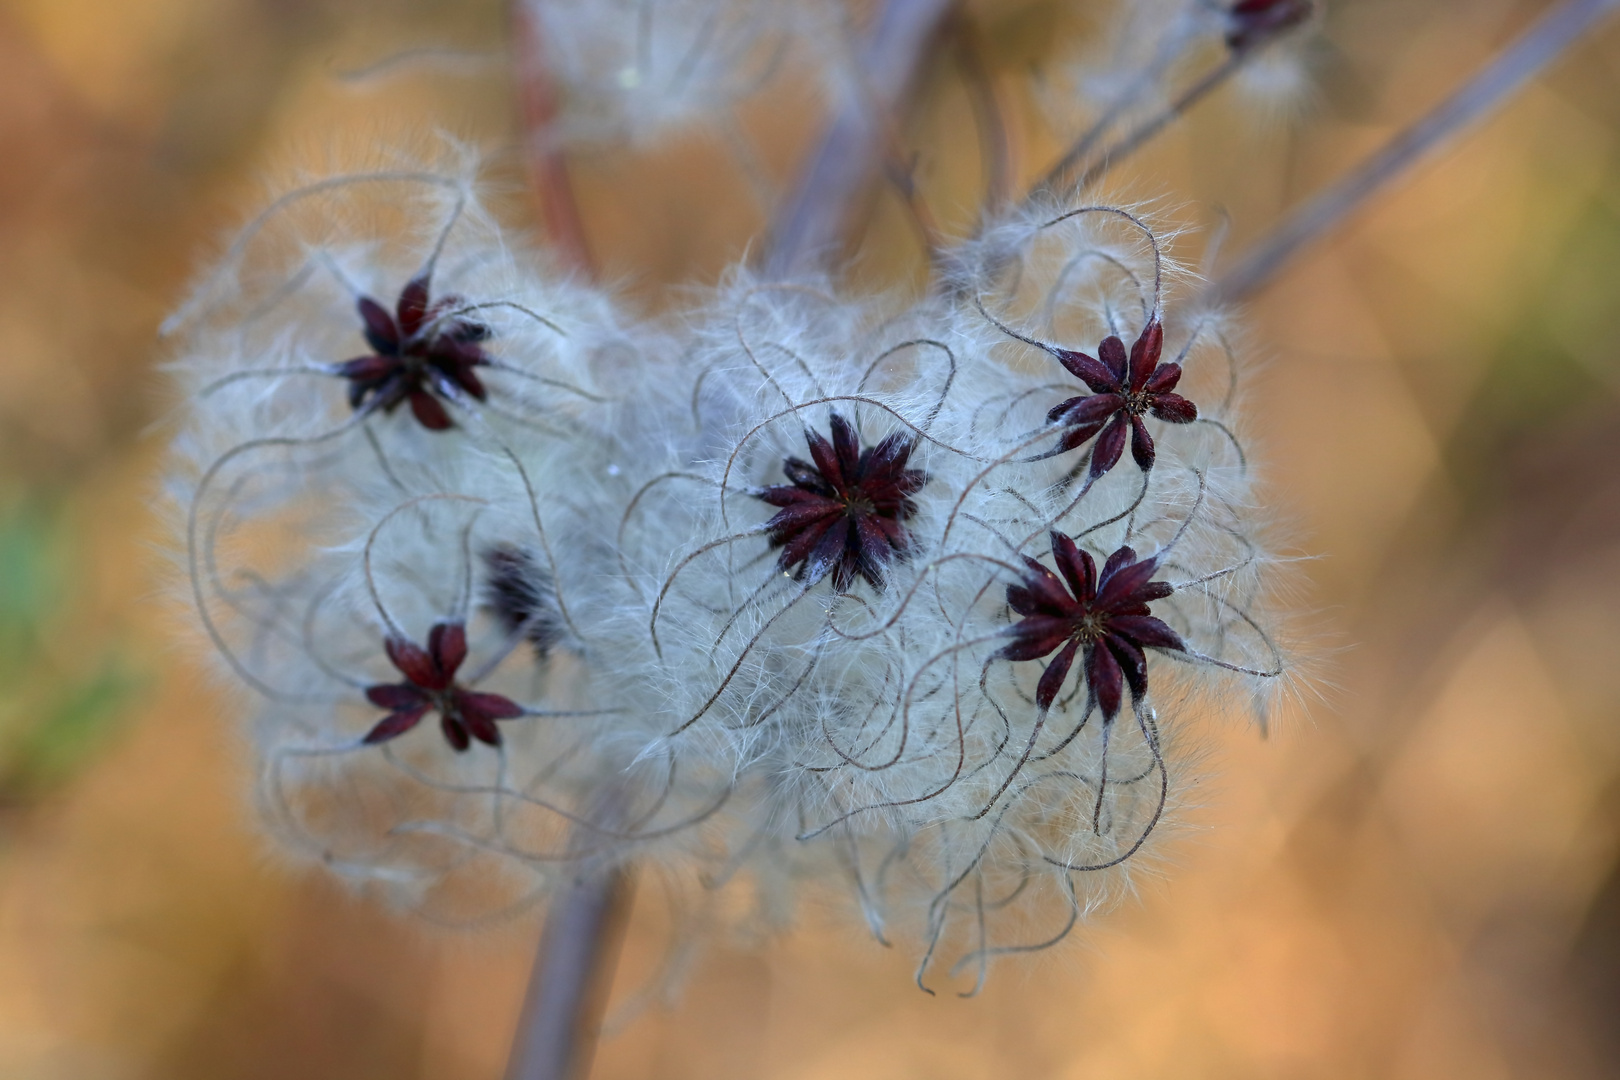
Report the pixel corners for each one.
[511,0,596,277]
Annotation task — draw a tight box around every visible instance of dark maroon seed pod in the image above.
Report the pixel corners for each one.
[998,533,1185,719]
[1226,0,1312,51]
[753,412,928,591]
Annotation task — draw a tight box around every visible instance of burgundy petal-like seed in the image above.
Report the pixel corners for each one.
[336,355,396,381]
[1006,584,1042,617]
[1017,558,1077,612]
[1046,396,1085,424]
[385,637,439,687]
[1128,320,1163,393]
[999,628,1071,663]
[459,707,503,747]
[410,390,453,431]
[1036,638,1082,710]
[1098,544,1138,587]
[1097,336,1128,382]
[828,413,862,482]
[1050,531,1096,603]
[1109,614,1185,651]
[366,683,429,710]
[1003,613,1076,643]
[854,513,892,585]
[805,428,844,489]
[765,500,842,536]
[756,484,822,508]
[895,469,927,498]
[1130,415,1156,471]
[363,705,428,744]
[1106,633,1149,698]
[358,297,399,350]
[781,458,832,494]
[451,366,488,402]
[1227,0,1311,49]
[1144,362,1183,395]
[1097,558,1162,612]
[1137,581,1175,603]
[397,275,431,337]
[1001,533,1180,718]
[1086,642,1125,719]
[440,714,471,752]
[459,690,525,722]
[429,622,467,682]
[1089,413,1129,478]
[1149,393,1198,423]
[806,517,853,585]
[1054,349,1119,394]
[1051,393,1124,427]
[863,432,915,479]
[1058,422,1107,454]
[777,513,838,571]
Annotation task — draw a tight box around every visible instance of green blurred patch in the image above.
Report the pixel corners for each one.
[0,493,140,803]
[1444,173,1620,513]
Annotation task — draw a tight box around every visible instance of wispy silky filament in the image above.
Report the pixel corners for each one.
[168,3,1311,996]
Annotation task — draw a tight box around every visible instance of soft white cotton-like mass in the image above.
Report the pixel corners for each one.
[166,150,1292,989]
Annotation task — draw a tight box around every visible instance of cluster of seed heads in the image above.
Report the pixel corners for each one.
[168,0,1309,993]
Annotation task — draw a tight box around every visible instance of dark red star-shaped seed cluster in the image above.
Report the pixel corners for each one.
[362,621,524,751]
[998,532,1185,719]
[754,412,927,590]
[1226,0,1312,50]
[1044,319,1198,478]
[336,274,492,431]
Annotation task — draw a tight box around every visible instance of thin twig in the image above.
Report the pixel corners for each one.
[1028,21,1200,204]
[1210,0,1620,304]
[505,868,635,1080]
[1064,49,1245,197]
[511,0,596,277]
[762,0,957,276]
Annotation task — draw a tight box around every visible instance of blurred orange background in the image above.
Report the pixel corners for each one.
[1,0,1618,1077]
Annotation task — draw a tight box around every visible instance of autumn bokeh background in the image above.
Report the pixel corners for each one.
[1,0,1619,1077]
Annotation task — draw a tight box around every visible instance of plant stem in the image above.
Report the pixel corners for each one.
[511,0,596,277]
[1027,21,1200,203]
[1064,49,1245,197]
[505,867,635,1080]
[762,0,957,276]
[1209,0,1620,304]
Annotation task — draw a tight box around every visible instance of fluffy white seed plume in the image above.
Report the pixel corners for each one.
[162,155,678,916]
[592,202,1287,988]
[518,0,839,147]
[165,143,1288,986]
[1032,0,1318,193]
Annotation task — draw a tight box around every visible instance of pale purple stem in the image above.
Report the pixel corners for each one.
[505,867,633,1080]
[762,0,956,276]
[1210,0,1620,304]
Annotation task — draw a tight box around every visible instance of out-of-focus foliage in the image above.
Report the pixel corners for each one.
[0,496,135,802]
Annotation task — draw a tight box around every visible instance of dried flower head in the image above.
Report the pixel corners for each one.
[363,621,526,750]
[1000,534,1185,717]
[481,543,565,659]
[754,412,927,589]
[167,144,1293,987]
[340,274,494,431]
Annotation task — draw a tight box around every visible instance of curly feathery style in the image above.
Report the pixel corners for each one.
[168,177,1293,986]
